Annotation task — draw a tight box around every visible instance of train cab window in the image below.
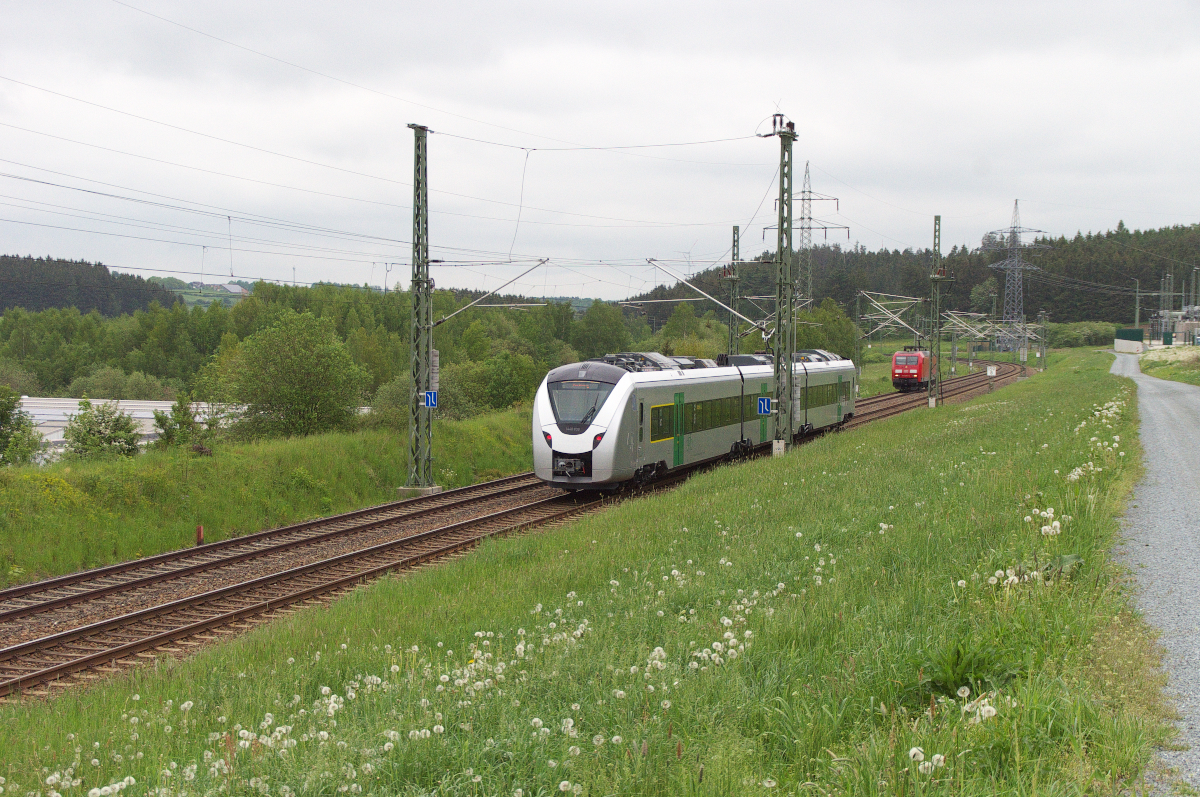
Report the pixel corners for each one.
[547,380,615,434]
[639,401,644,442]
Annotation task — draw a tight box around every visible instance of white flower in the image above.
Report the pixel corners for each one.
[988,576,998,585]
[433,724,445,734]
[957,686,970,699]
[957,580,966,588]
[612,735,623,744]
[908,747,924,762]
[559,782,571,792]
[932,753,946,767]
[531,718,543,729]
[980,704,997,719]
[918,761,933,775]
[593,735,605,746]
[762,778,777,788]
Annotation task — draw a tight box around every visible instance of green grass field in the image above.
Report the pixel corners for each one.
[0,409,532,587]
[0,349,1169,795]
[1139,346,1200,388]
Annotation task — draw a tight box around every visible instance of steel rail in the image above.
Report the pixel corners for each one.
[0,360,1028,698]
[0,472,540,617]
[0,494,600,696]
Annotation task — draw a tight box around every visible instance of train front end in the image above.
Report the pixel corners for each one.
[533,361,630,488]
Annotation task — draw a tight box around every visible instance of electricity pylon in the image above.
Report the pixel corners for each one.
[796,162,846,303]
[979,200,1048,353]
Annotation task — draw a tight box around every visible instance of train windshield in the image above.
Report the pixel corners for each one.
[898,355,919,364]
[547,380,615,430]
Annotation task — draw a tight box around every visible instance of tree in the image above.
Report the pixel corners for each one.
[63,397,140,458]
[570,301,631,359]
[0,385,41,465]
[227,311,370,437]
[969,277,998,315]
[662,302,701,341]
[152,392,200,448]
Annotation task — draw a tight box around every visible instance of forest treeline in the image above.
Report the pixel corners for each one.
[0,255,179,316]
[0,218,1186,424]
[1,279,844,421]
[626,221,1199,330]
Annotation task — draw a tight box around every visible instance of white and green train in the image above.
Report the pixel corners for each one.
[532,352,856,489]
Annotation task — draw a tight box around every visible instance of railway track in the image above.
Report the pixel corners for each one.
[848,360,1025,426]
[0,358,1026,699]
[0,472,544,626]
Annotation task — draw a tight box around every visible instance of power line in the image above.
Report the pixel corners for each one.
[0,196,410,260]
[434,131,769,166]
[0,123,757,229]
[0,164,671,265]
[110,0,767,162]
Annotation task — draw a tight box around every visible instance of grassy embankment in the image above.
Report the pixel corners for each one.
[1139,345,1200,387]
[0,349,1171,794]
[0,409,532,587]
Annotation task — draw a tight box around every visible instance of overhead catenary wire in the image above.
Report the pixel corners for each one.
[0,126,756,230]
[0,79,774,228]
[111,0,771,164]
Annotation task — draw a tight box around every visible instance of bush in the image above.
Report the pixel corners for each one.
[435,352,539,421]
[226,311,371,438]
[63,398,140,458]
[1047,322,1118,348]
[152,392,204,449]
[0,359,40,396]
[0,385,42,465]
[67,367,175,400]
[363,374,414,429]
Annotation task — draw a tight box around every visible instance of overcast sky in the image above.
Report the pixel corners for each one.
[2,0,1198,300]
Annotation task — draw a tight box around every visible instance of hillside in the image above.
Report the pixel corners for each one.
[0,350,1169,793]
[0,255,180,316]
[627,220,1199,328]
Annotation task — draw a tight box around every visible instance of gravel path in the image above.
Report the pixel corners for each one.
[1111,352,1200,788]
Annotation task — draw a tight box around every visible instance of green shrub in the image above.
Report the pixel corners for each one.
[1047,321,1118,348]
[0,385,41,465]
[67,366,176,400]
[0,358,40,395]
[223,311,371,437]
[62,398,139,459]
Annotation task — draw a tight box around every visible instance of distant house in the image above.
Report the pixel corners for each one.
[188,281,205,290]
[221,284,248,295]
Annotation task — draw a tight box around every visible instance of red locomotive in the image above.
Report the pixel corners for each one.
[891,347,936,392]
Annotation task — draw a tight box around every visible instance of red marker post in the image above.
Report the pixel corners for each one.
[196,525,204,546]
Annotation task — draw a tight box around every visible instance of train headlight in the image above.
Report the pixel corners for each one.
[542,431,553,447]
[593,432,605,449]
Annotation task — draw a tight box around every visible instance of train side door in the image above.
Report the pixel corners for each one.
[836,374,843,423]
[637,398,644,461]
[673,392,684,467]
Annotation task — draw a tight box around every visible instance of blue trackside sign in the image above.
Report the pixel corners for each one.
[425,391,438,408]
[758,396,771,415]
